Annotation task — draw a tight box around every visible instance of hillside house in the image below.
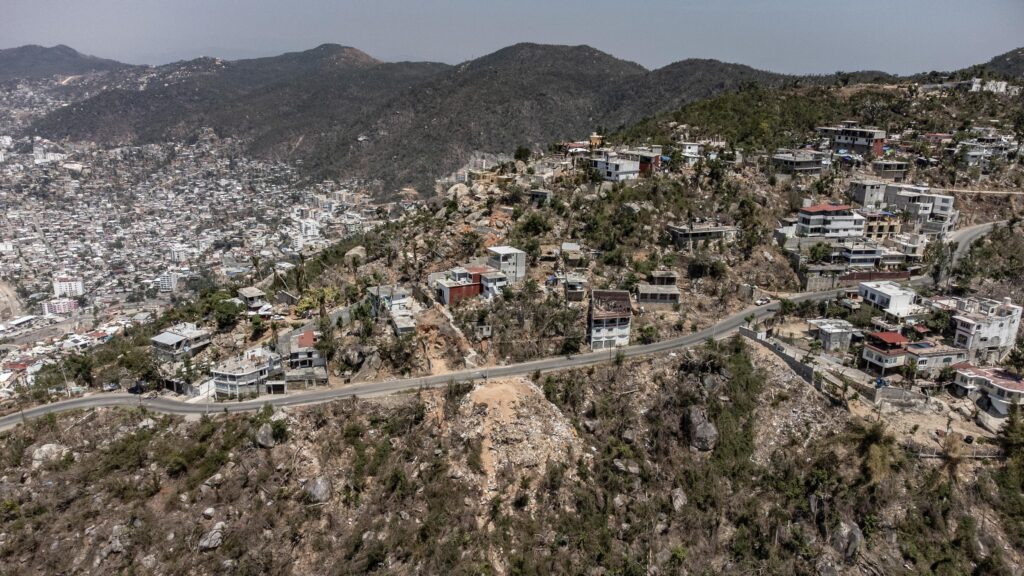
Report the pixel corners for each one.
[589,290,632,350]
[871,159,909,182]
[796,204,865,238]
[848,179,887,208]
[212,347,283,398]
[486,246,527,284]
[238,286,267,310]
[807,318,857,352]
[954,365,1024,417]
[591,150,640,181]
[858,281,918,321]
[818,122,886,156]
[151,322,211,362]
[771,150,826,175]
[285,329,328,389]
[861,331,908,375]
[949,297,1023,364]
[666,222,739,248]
[904,341,968,378]
[367,285,412,318]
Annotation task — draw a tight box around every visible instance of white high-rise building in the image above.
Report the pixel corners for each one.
[52,276,85,298]
[158,271,180,293]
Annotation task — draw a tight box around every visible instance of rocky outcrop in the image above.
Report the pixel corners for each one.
[255,424,275,449]
[671,488,688,512]
[304,476,332,503]
[831,520,864,563]
[198,522,225,551]
[685,406,718,451]
[31,443,68,469]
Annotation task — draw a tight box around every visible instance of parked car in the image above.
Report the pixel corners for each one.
[102,383,120,392]
[755,298,771,306]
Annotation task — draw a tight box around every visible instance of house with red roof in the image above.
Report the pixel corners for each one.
[861,331,908,375]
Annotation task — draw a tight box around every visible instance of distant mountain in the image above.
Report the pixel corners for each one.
[21,42,1016,195]
[976,47,1024,78]
[27,42,805,192]
[307,43,650,189]
[0,44,131,82]
[30,44,451,152]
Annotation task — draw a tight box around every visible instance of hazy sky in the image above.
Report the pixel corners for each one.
[3,0,1023,74]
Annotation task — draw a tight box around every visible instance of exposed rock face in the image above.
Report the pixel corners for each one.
[685,406,718,451]
[831,520,864,563]
[304,476,332,503]
[255,424,275,449]
[671,488,688,512]
[198,522,225,551]
[31,443,68,469]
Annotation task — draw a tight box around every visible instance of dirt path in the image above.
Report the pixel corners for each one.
[0,281,24,321]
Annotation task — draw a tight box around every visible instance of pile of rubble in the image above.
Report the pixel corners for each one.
[748,344,848,466]
[454,378,580,495]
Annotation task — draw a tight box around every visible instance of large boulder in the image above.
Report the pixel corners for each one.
[447,183,469,201]
[671,488,688,512]
[344,246,366,266]
[31,443,69,469]
[831,520,864,562]
[198,522,225,551]
[685,406,718,452]
[304,476,332,503]
[342,346,366,369]
[255,424,275,449]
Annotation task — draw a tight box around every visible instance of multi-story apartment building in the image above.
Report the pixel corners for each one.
[883,185,958,237]
[858,210,902,240]
[42,297,78,316]
[158,271,179,293]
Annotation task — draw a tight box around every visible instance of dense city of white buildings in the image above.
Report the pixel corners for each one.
[0,129,392,321]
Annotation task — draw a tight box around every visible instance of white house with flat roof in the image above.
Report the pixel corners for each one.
[796,204,866,238]
[590,151,640,182]
[858,281,917,320]
[486,246,527,284]
[211,347,282,398]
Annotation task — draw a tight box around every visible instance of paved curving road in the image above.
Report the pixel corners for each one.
[0,295,822,430]
[1,221,1004,431]
[949,220,1005,266]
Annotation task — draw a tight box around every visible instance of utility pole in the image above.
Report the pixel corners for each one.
[59,362,71,398]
